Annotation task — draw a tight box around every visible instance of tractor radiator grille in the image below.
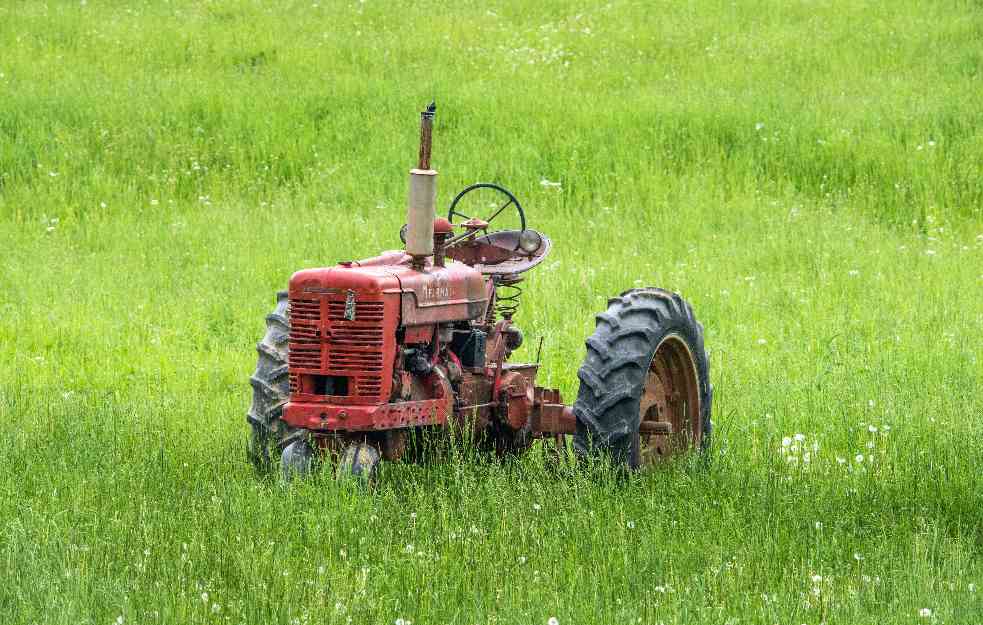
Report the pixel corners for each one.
[288,297,321,370]
[326,300,385,397]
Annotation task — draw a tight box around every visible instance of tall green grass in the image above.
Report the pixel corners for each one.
[2,1,982,623]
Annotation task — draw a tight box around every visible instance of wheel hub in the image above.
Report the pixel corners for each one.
[638,334,702,465]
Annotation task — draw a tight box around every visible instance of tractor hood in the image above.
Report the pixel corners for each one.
[289,251,488,326]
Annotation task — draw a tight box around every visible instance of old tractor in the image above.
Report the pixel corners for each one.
[247,104,712,480]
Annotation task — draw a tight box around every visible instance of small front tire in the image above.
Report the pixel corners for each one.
[281,439,316,481]
[336,443,381,483]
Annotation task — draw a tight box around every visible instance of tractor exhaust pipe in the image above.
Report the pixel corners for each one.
[406,102,437,267]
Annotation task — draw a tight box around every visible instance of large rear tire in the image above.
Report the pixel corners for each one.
[246,291,304,473]
[573,288,712,470]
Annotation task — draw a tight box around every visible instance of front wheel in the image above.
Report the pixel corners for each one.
[573,288,712,470]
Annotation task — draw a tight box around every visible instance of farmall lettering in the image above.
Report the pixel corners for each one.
[422,274,451,302]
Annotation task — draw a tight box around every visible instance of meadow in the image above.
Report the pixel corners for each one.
[1,0,982,623]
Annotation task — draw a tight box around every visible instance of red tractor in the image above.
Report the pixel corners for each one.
[246,104,712,480]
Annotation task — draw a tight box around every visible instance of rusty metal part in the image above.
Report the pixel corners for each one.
[497,370,535,430]
[527,387,576,434]
[637,334,702,465]
[418,101,435,170]
[382,430,408,461]
[452,371,494,432]
[445,230,551,277]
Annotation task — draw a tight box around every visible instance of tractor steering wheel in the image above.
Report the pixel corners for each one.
[447,183,526,234]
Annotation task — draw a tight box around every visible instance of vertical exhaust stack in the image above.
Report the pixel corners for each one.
[406,102,438,268]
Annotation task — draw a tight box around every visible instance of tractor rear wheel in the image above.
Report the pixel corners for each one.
[573,288,712,470]
[246,291,304,473]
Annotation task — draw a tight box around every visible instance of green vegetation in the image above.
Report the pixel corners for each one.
[1,1,981,623]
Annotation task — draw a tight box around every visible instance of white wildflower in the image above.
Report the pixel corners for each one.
[919,608,932,618]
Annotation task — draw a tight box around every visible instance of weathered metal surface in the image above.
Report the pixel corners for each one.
[445,230,551,277]
[396,262,488,326]
[637,335,702,464]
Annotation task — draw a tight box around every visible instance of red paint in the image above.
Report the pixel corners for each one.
[283,251,486,430]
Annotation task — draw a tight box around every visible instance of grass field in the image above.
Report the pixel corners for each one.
[2,1,982,623]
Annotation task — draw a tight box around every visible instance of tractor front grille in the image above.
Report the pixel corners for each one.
[288,297,322,370]
[288,294,390,401]
[326,300,385,397]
